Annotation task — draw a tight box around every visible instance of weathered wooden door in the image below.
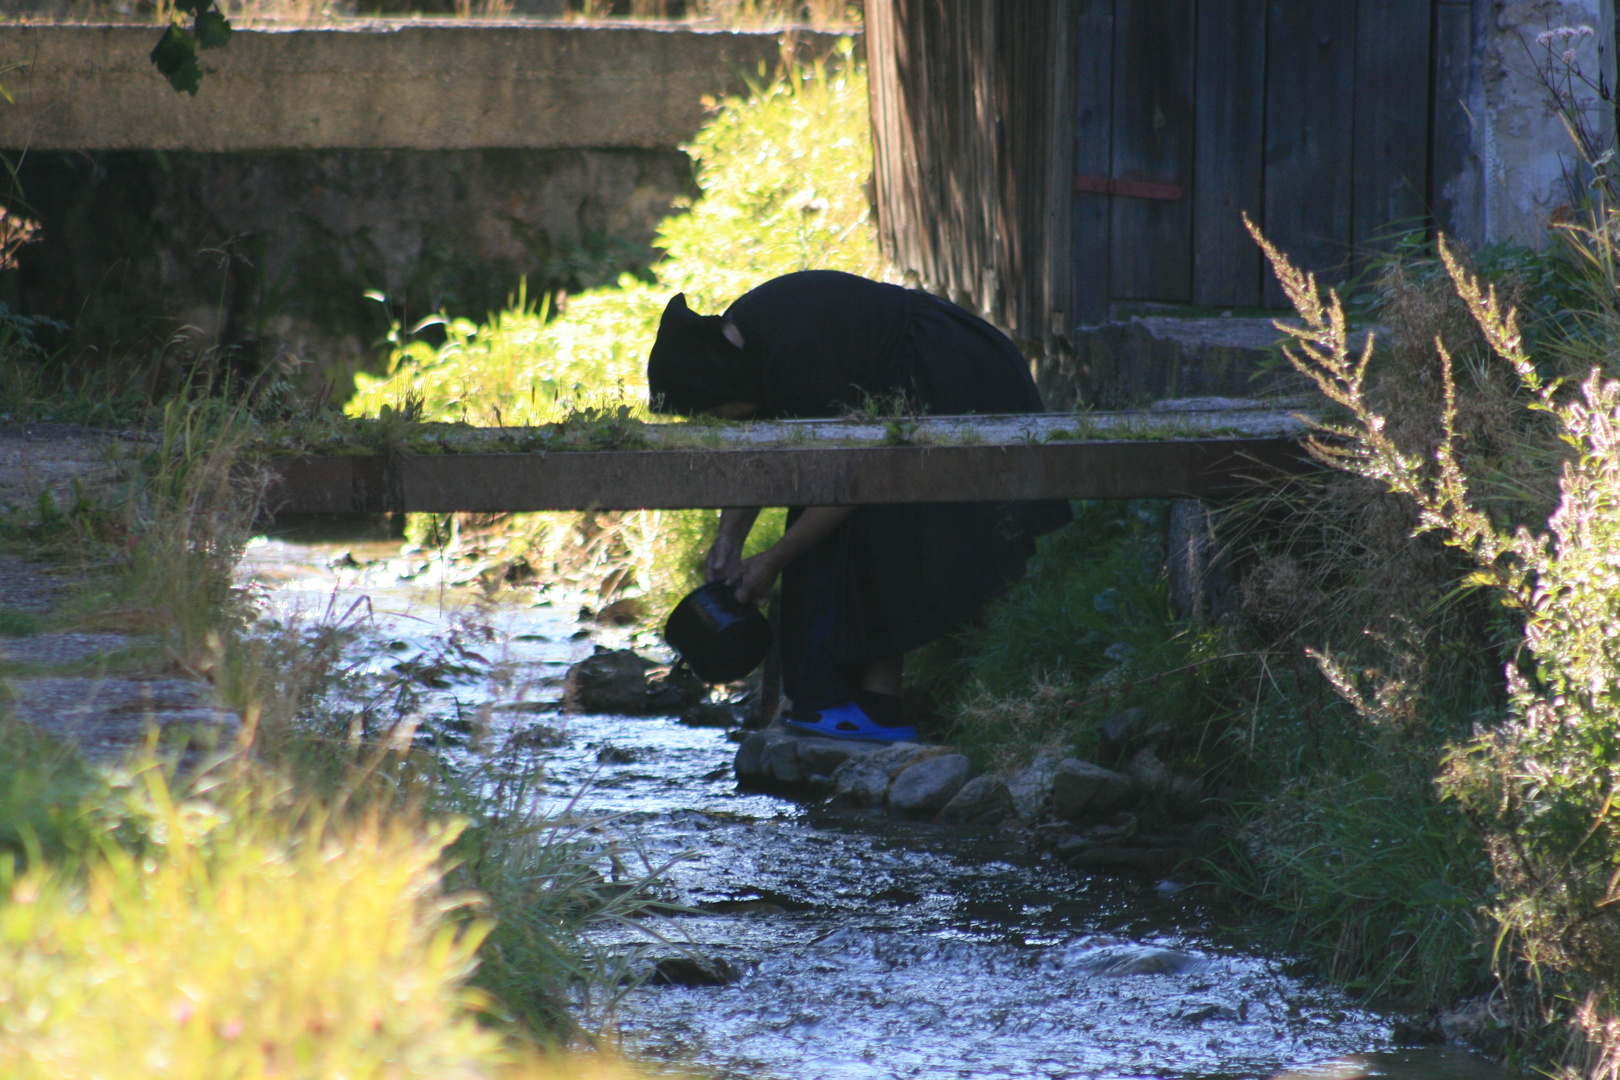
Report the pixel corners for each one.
[1074,0,1477,320]
[865,0,1480,342]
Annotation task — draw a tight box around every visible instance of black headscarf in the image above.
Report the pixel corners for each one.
[646,293,760,416]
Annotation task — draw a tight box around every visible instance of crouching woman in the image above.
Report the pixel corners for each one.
[647,270,1070,742]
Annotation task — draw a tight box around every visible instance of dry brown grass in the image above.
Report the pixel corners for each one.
[950,674,1082,775]
[1222,246,1559,731]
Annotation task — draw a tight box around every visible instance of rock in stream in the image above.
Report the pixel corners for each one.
[563,647,707,715]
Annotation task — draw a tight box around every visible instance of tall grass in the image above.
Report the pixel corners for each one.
[0,377,684,1061]
[1247,214,1620,1072]
[1223,774,1485,1001]
[0,770,503,1079]
[440,768,691,1035]
[929,260,1515,1011]
[0,753,672,1078]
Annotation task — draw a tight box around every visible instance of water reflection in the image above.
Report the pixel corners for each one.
[1270,1049,1514,1080]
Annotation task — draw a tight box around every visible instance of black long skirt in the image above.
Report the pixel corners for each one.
[774,296,1071,711]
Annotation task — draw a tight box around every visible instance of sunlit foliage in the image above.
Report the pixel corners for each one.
[348,42,878,427]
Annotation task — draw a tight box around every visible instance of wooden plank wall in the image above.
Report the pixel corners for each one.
[1071,0,1115,324]
[1108,0,1196,302]
[1192,0,1266,309]
[868,0,1484,332]
[1095,0,1471,311]
[865,0,1076,357]
[1261,0,1360,307]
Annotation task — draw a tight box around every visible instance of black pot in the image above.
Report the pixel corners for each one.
[662,581,773,685]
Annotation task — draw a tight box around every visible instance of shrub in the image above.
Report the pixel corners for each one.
[927,501,1234,779]
[0,740,683,1074]
[0,761,677,1080]
[1251,216,1620,1072]
[348,42,877,428]
[0,767,504,1079]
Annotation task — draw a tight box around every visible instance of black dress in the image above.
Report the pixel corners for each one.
[721,271,1071,711]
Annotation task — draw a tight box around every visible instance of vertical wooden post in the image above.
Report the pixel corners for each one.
[1263,0,1358,306]
[1108,0,1196,301]
[1192,0,1267,308]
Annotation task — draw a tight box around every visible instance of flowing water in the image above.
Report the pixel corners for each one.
[242,532,1518,1080]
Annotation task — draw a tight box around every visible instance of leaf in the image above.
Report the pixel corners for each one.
[174,0,212,14]
[149,24,201,96]
[149,23,195,74]
[195,9,232,50]
[166,53,203,95]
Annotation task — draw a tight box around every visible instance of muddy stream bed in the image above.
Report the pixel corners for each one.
[242,533,1515,1080]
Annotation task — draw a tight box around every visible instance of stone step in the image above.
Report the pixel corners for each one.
[1044,314,1375,410]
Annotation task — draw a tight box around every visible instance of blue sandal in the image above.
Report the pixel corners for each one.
[781,700,918,743]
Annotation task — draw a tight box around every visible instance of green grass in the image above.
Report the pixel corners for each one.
[0,766,505,1079]
[0,383,681,1061]
[924,502,1228,774]
[0,748,670,1079]
[1214,765,1489,1006]
[0,606,36,636]
[926,495,1495,1011]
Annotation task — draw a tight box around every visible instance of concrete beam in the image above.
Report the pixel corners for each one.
[258,438,1311,514]
[0,22,849,151]
[252,408,1316,514]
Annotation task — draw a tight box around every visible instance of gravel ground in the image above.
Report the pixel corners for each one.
[0,553,71,613]
[0,631,144,666]
[7,676,238,762]
[0,425,149,517]
[0,433,233,764]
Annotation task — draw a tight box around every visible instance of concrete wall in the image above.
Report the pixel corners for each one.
[8,147,689,387]
[0,24,849,387]
[1479,0,1613,245]
[0,22,836,151]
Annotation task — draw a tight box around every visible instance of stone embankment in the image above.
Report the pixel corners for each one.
[562,644,1208,879]
[727,720,1201,884]
[730,722,1203,878]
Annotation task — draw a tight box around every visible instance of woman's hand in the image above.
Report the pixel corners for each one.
[705,531,743,584]
[728,506,858,606]
[707,507,762,584]
[732,548,783,606]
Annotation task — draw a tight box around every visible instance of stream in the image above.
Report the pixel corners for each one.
[241,531,1516,1080]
